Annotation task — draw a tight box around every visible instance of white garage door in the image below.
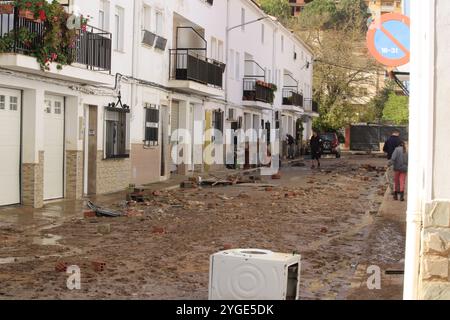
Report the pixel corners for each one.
[44,95,64,200]
[0,88,21,206]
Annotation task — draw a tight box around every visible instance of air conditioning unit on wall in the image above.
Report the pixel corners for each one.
[209,249,301,300]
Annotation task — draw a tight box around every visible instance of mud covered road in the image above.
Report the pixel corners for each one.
[0,155,405,299]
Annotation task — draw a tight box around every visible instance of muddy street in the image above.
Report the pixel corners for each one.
[0,155,405,300]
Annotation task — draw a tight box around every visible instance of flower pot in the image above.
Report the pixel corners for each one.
[19,9,36,20]
[0,4,14,14]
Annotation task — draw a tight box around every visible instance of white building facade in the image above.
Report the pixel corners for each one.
[404,0,450,300]
[0,0,314,208]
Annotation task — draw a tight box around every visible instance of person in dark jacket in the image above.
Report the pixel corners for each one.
[310,131,322,169]
[389,141,408,201]
[383,130,402,194]
[286,134,295,159]
[383,130,402,160]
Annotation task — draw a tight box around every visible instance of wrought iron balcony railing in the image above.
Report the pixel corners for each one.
[169,49,225,88]
[243,78,275,104]
[282,88,303,107]
[0,4,112,72]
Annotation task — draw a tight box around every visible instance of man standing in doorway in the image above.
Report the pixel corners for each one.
[383,130,402,194]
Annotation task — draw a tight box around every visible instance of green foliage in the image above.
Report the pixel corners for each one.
[366,81,395,122]
[295,0,380,132]
[382,93,409,125]
[300,0,339,30]
[259,0,291,23]
[0,27,35,52]
[0,1,88,71]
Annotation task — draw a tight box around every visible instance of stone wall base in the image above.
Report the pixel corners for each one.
[419,200,450,299]
[96,151,131,194]
[22,151,44,208]
[66,150,83,200]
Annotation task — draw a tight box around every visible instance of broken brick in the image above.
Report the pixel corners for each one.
[265,187,273,192]
[55,261,68,272]
[285,192,295,198]
[222,243,233,250]
[271,173,281,180]
[151,227,166,234]
[83,210,96,218]
[91,261,106,272]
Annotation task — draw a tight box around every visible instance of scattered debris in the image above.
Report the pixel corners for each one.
[97,224,111,235]
[180,181,198,189]
[87,201,124,218]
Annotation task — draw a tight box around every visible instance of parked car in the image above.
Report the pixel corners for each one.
[320,132,341,158]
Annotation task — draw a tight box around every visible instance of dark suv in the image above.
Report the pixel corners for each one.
[320,132,341,158]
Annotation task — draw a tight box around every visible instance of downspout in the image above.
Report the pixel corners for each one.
[225,0,231,106]
[131,0,139,107]
[403,0,435,300]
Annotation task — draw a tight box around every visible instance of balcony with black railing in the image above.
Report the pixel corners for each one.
[168,26,225,96]
[243,78,275,104]
[282,88,303,107]
[304,98,319,115]
[242,59,275,107]
[169,49,225,88]
[0,4,112,73]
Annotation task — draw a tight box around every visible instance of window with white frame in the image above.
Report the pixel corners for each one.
[99,9,105,30]
[155,10,163,36]
[211,37,217,60]
[114,6,124,51]
[99,0,109,31]
[143,5,151,31]
[0,95,5,110]
[144,103,159,147]
[44,100,51,113]
[218,40,224,62]
[54,101,62,114]
[235,52,240,79]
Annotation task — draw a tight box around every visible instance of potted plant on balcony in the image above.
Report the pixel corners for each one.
[0,26,35,52]
[15,0,49,22]
[35,3,78,70]
[0,3,14,14]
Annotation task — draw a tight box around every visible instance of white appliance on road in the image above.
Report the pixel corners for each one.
[209,249,301,300]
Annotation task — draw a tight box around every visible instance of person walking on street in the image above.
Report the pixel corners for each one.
[286,134,295,159]
[310,131,322,169]
[389,141,408,201]
[383,130,402,194]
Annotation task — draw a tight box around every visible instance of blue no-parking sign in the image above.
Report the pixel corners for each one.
[367,13,410,67]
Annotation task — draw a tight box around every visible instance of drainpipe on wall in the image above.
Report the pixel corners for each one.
[225,0,231,113]
[131,0,139,112]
